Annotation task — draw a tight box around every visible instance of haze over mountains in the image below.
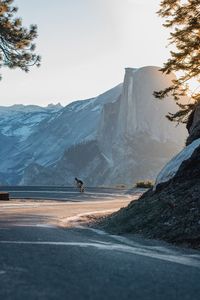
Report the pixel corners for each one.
[0,66,187,186]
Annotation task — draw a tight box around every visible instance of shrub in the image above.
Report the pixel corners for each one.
[135,180,154,188]
[115,184,127,189]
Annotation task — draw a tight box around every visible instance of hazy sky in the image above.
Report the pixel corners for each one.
[0,0,171,107]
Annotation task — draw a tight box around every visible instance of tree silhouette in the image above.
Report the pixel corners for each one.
[154,0,200,123]
[0,0,40,78]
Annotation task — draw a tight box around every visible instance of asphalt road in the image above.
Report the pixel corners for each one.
[0,225,200,300]
[0,189,200,300]
[0,186,134,201]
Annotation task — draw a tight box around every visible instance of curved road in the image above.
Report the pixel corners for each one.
[0,188,200,300]
[0,186,134,201]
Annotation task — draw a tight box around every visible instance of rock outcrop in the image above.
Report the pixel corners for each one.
[101,104,200,248]
[186,104,200,145]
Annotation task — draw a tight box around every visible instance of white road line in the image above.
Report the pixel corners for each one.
[0,270,6,275]
[0,240,200,268]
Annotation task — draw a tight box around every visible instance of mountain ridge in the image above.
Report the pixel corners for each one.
[0,66,187,185]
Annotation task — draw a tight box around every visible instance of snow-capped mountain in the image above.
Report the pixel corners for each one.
[0,103,62,141]
[0,66,187,186]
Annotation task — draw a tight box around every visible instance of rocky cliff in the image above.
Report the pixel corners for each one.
[0,66,187,186]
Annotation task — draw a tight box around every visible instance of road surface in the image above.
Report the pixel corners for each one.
[0,188,200,300]
[0,186,135,201]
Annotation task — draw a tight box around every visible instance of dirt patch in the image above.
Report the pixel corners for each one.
[60,211,113,228]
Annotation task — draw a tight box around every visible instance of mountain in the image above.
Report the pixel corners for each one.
[0,103,63,184]
[0,66,187,186]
